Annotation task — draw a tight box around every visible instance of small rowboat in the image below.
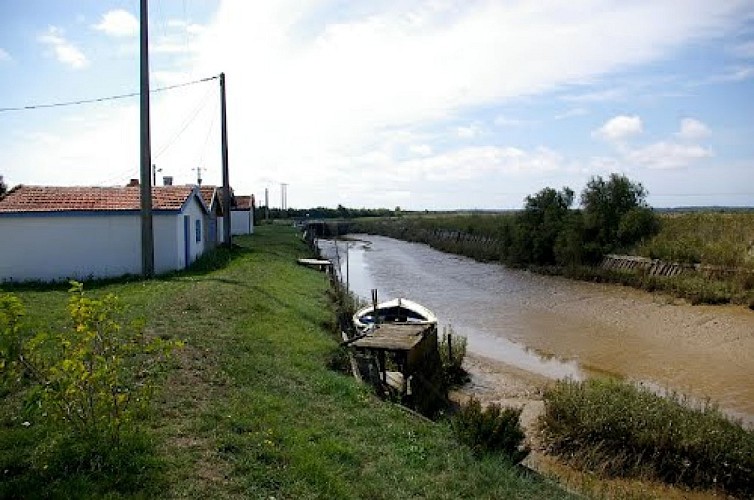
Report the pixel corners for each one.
[353,297,438,331]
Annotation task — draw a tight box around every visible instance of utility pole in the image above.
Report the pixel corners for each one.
[152,164,161,186]
[220,72,231,247]
[265,187,269,220]
[140,0,154,277]
[280,183,288,210]
[193,165,204,185]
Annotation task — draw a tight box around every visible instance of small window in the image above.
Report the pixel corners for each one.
[195,219,202,243]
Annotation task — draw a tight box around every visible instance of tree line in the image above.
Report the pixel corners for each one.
[352,174,659,268]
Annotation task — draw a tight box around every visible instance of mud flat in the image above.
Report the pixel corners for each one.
[325,235,754,426]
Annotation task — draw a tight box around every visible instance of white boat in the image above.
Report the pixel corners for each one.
[353,298,438,331]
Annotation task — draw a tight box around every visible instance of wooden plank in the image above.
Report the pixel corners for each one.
[350,324,429,351]
[341,330,363,382]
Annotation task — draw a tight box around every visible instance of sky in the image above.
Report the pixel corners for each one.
[1,1,753,210]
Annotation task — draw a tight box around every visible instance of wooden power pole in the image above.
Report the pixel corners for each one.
[140,0,154,276]
[220,72,231,247]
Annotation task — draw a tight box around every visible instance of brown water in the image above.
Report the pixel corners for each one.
[320,235,754,425]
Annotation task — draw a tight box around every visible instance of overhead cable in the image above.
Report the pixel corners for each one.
[0,74,219,113]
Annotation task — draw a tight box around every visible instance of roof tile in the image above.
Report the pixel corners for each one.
[0,185,197,213]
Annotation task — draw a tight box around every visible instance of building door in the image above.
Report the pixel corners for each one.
[208,216,217,247]
[183,215,191,268]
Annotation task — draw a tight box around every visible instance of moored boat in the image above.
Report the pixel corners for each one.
[353,297,438,331]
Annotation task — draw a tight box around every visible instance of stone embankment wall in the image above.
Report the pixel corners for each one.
[601,254,746,280]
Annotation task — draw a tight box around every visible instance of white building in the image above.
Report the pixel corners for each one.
[231,195,254,235]
[198,187,255,239]
[0,184,210,282]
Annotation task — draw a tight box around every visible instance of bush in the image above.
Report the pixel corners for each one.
[540,378,754,496]
[451,397,529,462]
[438,325,468,386]
[0,282,181,447]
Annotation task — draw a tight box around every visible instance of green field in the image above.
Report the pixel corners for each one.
[636,212,754,269]
[0,226,567,498]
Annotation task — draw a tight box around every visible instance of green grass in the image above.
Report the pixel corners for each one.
[1,226,568,498]
[540,378,754,497]
[635,212,754,269]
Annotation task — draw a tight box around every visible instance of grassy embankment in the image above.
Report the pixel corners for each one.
[541,379,754,497]
[352,211,754,306]
[0,225,568,498]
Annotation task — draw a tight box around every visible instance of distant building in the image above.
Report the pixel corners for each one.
[197,186,255,239]
[0,183,210,282]
[232,195,254,235]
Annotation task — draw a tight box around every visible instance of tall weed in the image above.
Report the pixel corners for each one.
[540,378,754,496]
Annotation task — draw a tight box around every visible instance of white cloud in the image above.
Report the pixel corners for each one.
[627,141,712,169]
[398,146,563,182]
[555,107,588,120]
[0,48,10,61]
[456,124,482,139]
[37,26,88,69]
[731,40,754,58]
[713,65,754,82]
[93,10,139,37]
[676,118,711,141]
[596,117,713,171]
[562,87,625,102]
[493,115,527,126]
[409,144,433,156]
[593,115,643,142]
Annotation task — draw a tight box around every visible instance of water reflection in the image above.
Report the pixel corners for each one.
[318,236,585,380]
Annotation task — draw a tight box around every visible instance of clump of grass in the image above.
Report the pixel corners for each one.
[438,325,469,386]
[540,378,754,496]
[451,397,529,463]
[636,212,754,270]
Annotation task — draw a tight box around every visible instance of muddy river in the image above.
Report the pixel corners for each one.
[319,235,754,425]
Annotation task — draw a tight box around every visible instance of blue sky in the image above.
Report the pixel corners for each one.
[1,1,753,209]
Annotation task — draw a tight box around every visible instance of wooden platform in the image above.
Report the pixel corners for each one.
[349,324,429,351]
[296,258,333,271]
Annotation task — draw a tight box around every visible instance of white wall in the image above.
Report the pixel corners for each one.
[0,214,142,282]
[0,197,209,282]
[183,196,207,265]
[231,209,251,235]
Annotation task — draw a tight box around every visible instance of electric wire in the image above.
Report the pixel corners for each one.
[0,74,219,113]
[195,98,219,174]
[153,84,214,159]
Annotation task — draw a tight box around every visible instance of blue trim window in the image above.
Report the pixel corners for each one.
[195,219,202,243]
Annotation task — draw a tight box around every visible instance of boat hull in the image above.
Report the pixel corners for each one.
[353,298,437,331]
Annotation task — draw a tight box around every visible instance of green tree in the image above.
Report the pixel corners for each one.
[0,175,7,197]
[512,187,574,265]
[580,174,656,257]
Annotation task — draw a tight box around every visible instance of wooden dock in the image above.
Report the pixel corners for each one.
[297,258,333,272]
[346,323,445,416]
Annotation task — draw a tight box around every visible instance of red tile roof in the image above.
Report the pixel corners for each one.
[0,185,198,213]
[234,195,252,210]
[198,186,217,207]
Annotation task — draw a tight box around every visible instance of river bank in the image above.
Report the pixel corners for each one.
[453,354,745,500]
[350,214,754,307]
[322,233,754,426]
[0,226,568,498]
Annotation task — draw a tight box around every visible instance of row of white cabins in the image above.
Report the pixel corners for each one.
[0,179,254,283]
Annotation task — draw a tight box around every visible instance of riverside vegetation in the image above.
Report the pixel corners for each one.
[352,174,754,307]
[541,379,754,497]
[0,226,567,498]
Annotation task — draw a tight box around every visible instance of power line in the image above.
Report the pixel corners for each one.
[0,74,219,113]
[153,84,214,159]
